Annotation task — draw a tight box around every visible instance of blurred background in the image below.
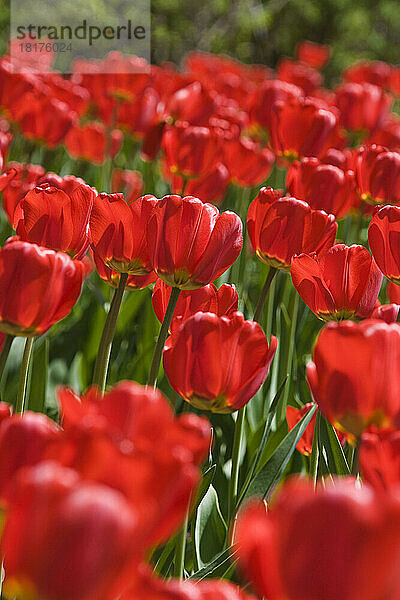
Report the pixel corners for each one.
[0,0,399,82]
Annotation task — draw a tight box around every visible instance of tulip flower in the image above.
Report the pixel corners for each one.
[286,403,345,455]
[356,145,400,205]
[388,281,400,303]
[15,181,96,259]
[152,279,238,334]
[270,97,337,162]
[335,83,391,133]
[112,169,144,205]
[277,58,322,96]
[168,162,230,205]
[368,205,400,283]
[0,162,45,224]
[343,60,391,88]
[247,188,337,271]
[0,237,84,337]
[291,244,383,321]
[165,81,216,126]
[90,193,158,275]
[370,302,400,323]
[147,195,243,290]
[296,40,331,69]
[249,79,303,135]
[286,157,356,218]
[65,122,123,164]
[235,478,400,600]
[359,428,400,490]
[1,462,139,600]
[92,249,157,290]
[307,319,400,436]
[163,311,277,413]
[222,137,274,187]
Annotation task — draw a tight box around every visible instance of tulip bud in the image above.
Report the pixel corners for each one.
[356,145,400,205]
[368,205,400,284]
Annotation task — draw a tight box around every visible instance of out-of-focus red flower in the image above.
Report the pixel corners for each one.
[248,79,303,134]
[335,83,392,133]
[2,462,139,600]
[0,58,38,115]
[368,205,400,284]
[286,157,356,218]
[277,58,322,96]
[112,169,144,205]
[343,61,392,88]
[270,97,337,162]
[165,81,216,126]
[0,162,45,224]
[15,181,96,259]
[65,122,123,164]
[307,319,400,436]
[291,244,382,321]
[370,302,400,323]
[0,130,11,171]
[247,187,337,271]
[235,478,400,600]
[0,237,84,337]
[368,115,400,152]
[152,278,238,334]
[55,381,211,547]
[355,145,400,205]
[388,281,400,304]
[163,311,277,413]
[286,403,346,455]
[147,195,243,289]
[0,411,60,505]
[222,137,274,187]
[296,40,331,69]
[360,428,400,490]
[162,122,221,181]
[92,249,157,290]
[90,193,158,275]
[169,162,230,205]
[390,67,400,96]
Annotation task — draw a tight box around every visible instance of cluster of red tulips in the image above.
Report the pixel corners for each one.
[0,37,400,600]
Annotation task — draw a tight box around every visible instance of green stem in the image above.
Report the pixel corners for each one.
[92,273,128,393]
[173,510,189,579]
[278,291,299,423]
[265,273,277,342]
[228,407,245,526]
[309,411,321,486]
[352,436,361,477]
[181,177,188,195]
[148,286,181,388]
[0,335,14,380]
[15,337,34,414]
[253,267,278,322]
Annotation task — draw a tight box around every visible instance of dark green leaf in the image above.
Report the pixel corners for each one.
[28,338,49,414]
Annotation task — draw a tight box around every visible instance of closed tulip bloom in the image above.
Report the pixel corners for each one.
[222,137,274,187]
[65,122,123,164]
[235,479,400,600]
[163,311,277,413]
[296,40,331,69]
[360,428,400,490]
[291,244,383,321]
[169,162,230,205]
[249,79,303,134]
[270,97,337,162]
[247,188,337,271]
[2,462,139,600]
[368,205,400,283]
[277,58,322,96]
[370,302,400,323]
[152,279,238,334]
[286,157,356,218]
[0,162,45,224]
[147,195,243,289]
[335,83,391,133]
[15,181,96,259]
[90,193,158,275]
[111,169,144,205]
[0,237,84,337]
[307,320,400,436]
[343,61,391,88]
[388,281,400,303]
[356,145,400,205]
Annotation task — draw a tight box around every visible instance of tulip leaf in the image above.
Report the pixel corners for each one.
[195,485,227,568]
[318,415,351,475]
[28,338,49,414]
[189,464,216,520]
[243,404,316,502]
[189,547,236,581]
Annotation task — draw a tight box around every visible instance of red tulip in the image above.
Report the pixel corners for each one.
[360,428,400,490]
[388,281,400,304]
[165,81,216,126]
[2,462,139,600]
[168,162,230,205]
[162,122,221,180]
[335,83,392,133]
[152,278,238,334]
[296,40,331,69]
[65,122,123,164]
[0,411,60,504]
[235,478,400,600]
[343,61,391,88]
[368,115,400,152]
[90,193,158,275]
[291,244,382,321]
[286,157,356,218]
[368,205,400,283]
[247,188,337,270]
[356,145,400,205]
[249,79,303,134]
[112,169,144,205]
[92,249,157,290]
[370,302,400,323]
[307,319,400,436]
[147,195,243,289]
[286,403,345,455]
[221,137,274,187]
[0,162,45,224]
[270,97,337,162]
[0,237,84,337]
[15,181,96,259]
[163,311,277,413]
[277,58,322,96]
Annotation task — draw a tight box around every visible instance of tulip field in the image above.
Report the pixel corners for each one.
[1,33,400,600]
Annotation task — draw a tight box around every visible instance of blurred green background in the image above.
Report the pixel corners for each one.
[0,0,399,83]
